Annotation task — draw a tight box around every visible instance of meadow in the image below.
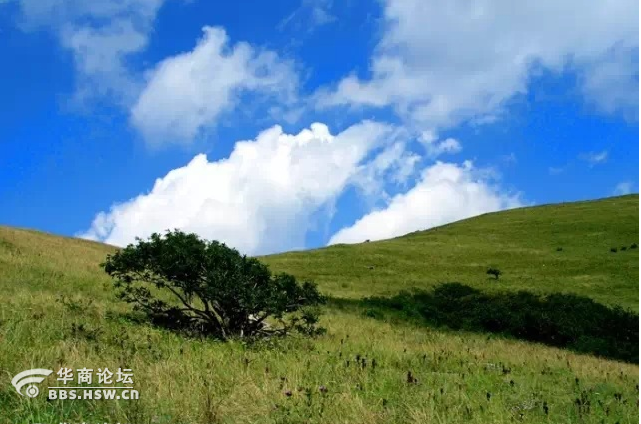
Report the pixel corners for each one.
[0,194,638,423]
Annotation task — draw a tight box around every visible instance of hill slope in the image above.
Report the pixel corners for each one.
[263,194,639,310]
[0,195,638,424]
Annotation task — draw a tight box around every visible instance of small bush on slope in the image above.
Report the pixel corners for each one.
[486,267,502,280]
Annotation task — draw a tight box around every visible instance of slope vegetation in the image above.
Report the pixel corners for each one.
[0,195,637,423]
[263,194,639,310]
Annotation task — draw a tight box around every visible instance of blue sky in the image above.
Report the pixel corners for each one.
[0,0,638,255]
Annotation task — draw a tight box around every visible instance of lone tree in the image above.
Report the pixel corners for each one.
[486,267,501,280]
[102,230,325,340]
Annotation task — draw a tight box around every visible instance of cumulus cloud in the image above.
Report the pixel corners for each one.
[17,0,165,105]
[348,139,421,202]
[80,121,401,254]
[317,0,639,130]
[16,2,300,141]
[328,161,522,244]
[131,26,298,146]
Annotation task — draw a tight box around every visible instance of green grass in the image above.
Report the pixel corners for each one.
[262,194,639,311]
[0,194,638,423]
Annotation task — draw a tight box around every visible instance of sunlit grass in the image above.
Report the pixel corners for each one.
[0,194,638,423]
[262,195,639,310]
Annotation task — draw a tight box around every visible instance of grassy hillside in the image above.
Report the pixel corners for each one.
[263,194,639,310]
[0,195,638,423]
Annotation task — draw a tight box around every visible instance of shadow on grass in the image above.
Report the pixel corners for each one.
[330,283,638,364]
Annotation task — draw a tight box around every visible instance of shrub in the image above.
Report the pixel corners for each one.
[362,308,383,319]
[610,247,618,253]
[630,243,638,249]
[621,246,628,251]
[292,307,327,337]
[486,267,501,280]
[556,247,563,252]
[102,230,326,340]
[363,283,638,363]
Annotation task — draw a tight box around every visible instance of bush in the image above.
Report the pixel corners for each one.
[556,247,563,252]
[102,230,326,340]
[630,243,638,249]
[621,246,628,251]
[362,308,383,319]
[610,247,618,253]
[486,267,501,280]
[363,283,638,363]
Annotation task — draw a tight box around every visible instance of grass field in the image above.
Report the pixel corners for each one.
[0,194,638,423]
[262,194,639,310]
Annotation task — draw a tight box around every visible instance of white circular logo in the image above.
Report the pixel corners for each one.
[11,369,53,397]
[25,385,40,398]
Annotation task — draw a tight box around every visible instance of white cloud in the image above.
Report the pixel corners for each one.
[318,0,639,129]
[613,181,636,195]
[349,138,421,202]
[328,161,522,244]
[131,26,298,146]
[579,46,639,120]
[18,0,165,105]
[419,135,462,158]
[17,2,300,140]
[18,0,163,25]
[277,0,336,33]
[79,121,401,254]
[310,4,336,27]
[579,150,608,165]
[60,19,148,104]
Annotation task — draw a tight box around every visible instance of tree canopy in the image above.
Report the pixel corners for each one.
[102,230,325,339]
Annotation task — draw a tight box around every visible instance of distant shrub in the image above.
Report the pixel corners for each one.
[362,308,383,319]
[556,247,563,252]
[610,247,618,253]
[631,243,638,249]
[486,267,501,280]
[363,283,638,363]
[364,239,370,243]
[621,246,628,251]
